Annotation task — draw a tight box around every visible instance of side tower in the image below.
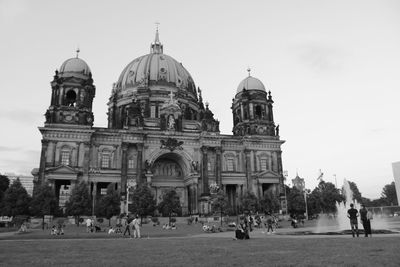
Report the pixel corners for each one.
[45,51,95,126]
[230,70,286,213]
[34,52,96,209]
[232,70,277,137]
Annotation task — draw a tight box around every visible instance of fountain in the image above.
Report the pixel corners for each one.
[314,179,392,234]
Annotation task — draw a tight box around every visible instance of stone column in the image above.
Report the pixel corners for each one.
[82,142,91,179]
[244,149,251,192]
[121,143,128,213]
[277,150,285,196]
[38,140,49,184]
[215,147,222,186]
[201,146,209,196]
[136,143,143,185]
[92,182,97,216]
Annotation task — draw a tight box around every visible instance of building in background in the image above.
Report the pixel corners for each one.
[292,173,305,192]
[32,30,286,215]
[392,162,400,206]
[3,173,34,196]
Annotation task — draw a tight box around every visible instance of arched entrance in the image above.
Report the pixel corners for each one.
[149,152,196,215]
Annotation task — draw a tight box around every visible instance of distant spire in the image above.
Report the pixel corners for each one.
[151,22,163,54]
[247,67,251,77]
[76,47,80,58]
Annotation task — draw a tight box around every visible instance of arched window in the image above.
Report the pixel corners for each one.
[66,90,77,107]
[255,105,262,119]
[61,150,70,165]
[101,150,111,169]
[224,153,236,172]
[258,153,270,171]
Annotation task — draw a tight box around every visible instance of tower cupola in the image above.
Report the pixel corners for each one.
[231,70,279,137]
[44,51,96,127]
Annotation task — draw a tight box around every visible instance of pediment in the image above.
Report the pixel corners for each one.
[252,170,281,179]
[46,165,80,175]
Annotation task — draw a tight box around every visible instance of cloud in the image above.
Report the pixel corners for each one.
[293,42,346,73]
[0,146,20,152]
[0,0,29,24]
[0,109,42,123]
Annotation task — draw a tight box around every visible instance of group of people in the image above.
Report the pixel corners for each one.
[85,217,103,233]
[120,214,141,238]
[234,213,279,240]
[347,203,373,237]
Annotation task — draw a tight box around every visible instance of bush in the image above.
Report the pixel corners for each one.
[170,217,176,223]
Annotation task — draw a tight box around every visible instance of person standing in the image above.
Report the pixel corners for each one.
[132,215,141,239]
[86,218,92,233]
[360,204,372,237]
[347,203,359,237]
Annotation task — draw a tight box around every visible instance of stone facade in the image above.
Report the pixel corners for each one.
[32,32,285,215]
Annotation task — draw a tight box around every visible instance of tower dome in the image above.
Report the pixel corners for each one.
[59,51,92,79]
[236,76,266,93]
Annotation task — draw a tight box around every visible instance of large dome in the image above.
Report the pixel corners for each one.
[116,53,196,93]
[115,31,196,95]
[236,76,266,93]
[59,57,91,78]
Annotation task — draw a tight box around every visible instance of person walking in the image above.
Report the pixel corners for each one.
[360,204,372,237]
[265,213,275,234]
[347,203,359,237]
[132,215,141,239]
[122,214,131,238]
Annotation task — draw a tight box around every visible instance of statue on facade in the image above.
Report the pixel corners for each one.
[168,115,175,130]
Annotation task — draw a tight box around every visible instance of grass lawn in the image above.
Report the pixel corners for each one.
[1,218,399,266]
[1,235,400,266]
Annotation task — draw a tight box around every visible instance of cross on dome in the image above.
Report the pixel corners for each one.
[151,22,163,54]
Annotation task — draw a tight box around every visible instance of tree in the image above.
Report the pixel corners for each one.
[287,187,306,216]
[381,182,398,206]
[30,183,58,230]
[128,184,156,223]
[309,181,343,214]
[157,189,181,224]
[211,190,229,226]
[0,174,10,213]
[241,190,259,214]
[0,174,10,193]
[65,181,91,226]
[95,183,120,226]
[259,188,280,214]
[1,178,31,217]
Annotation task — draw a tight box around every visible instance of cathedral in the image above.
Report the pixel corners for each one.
[32,30,286,215]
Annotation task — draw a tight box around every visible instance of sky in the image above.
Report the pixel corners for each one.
[0,0,399,199]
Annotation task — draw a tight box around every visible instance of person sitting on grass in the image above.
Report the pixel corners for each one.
[234,223,245,240]
[51,225,57,235]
